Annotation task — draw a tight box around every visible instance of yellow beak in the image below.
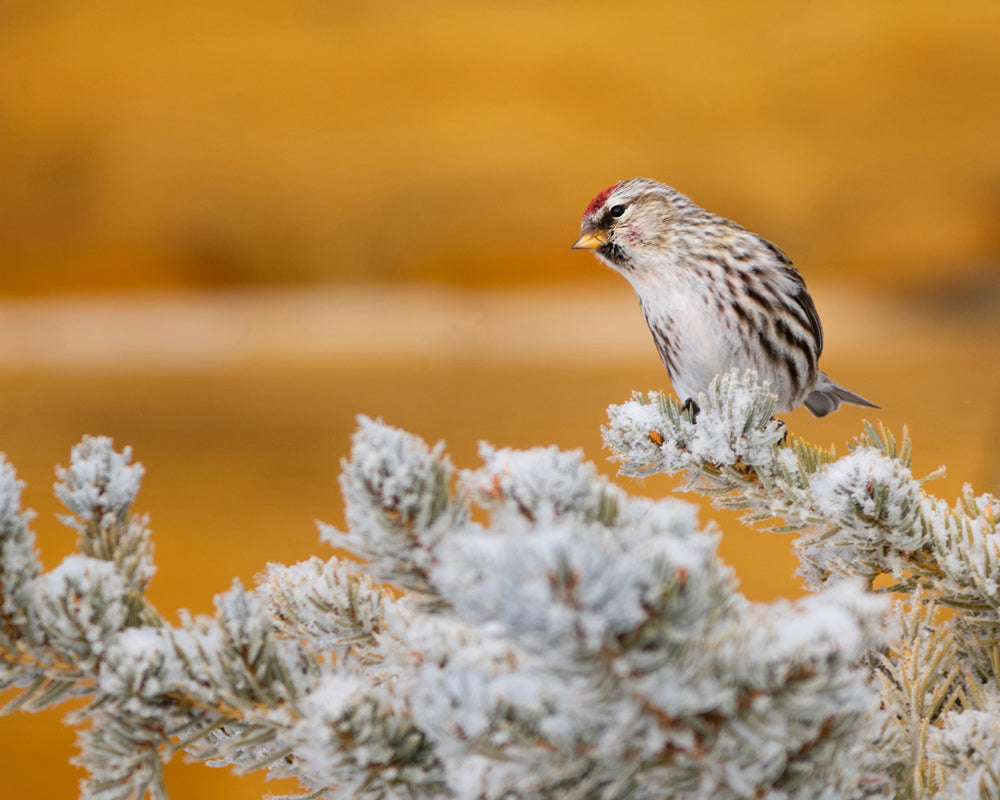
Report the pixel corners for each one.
[571,230,608,250]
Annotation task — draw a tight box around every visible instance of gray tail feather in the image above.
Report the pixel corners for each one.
[803,373,879,418]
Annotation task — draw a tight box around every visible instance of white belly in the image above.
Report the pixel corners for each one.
[629,269,797,409]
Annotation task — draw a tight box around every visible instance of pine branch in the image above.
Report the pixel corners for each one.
[604,369,1000,799]
[0,383,996,798]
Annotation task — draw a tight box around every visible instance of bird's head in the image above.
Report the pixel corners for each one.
[572,178,694,273]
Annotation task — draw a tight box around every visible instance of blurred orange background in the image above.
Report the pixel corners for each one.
[2,1,999,797]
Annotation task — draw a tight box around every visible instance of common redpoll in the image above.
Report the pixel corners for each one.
[573,178,877,416]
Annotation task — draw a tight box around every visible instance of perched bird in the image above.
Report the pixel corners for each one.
[572,178,876,416]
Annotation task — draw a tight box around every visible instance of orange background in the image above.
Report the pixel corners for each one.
[1,1,999,797]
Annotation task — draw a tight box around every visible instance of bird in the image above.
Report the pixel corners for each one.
[572,178,877,417]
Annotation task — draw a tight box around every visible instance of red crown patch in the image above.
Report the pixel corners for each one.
[584,184,616,217]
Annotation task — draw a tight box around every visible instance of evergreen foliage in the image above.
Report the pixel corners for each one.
[0,371,997,798]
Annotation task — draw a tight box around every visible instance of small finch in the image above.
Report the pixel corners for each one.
[573,178,877,416]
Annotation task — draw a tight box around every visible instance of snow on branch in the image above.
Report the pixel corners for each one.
[318,416,469,599]
[604,371,982,596]
[0,385,997,798]
[0,456,40,626]
[605,368,1000,797]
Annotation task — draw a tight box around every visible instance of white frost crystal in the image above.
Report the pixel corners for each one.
[55,436,144,530]
[0,456,40,621]
[32,555,127,661]
[0,377,995,799]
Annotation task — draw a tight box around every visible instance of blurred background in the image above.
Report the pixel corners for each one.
[2,1,999,796]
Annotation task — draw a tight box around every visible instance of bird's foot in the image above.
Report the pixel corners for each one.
[681,397,700,422]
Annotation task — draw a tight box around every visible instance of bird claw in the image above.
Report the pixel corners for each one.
[681,397,700,422]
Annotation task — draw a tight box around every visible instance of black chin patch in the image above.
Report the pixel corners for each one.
[599,242,628,268]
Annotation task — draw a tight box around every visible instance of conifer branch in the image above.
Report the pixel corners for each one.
[0,378,996,798]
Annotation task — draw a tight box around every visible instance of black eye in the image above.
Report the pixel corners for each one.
[609,204,625,218]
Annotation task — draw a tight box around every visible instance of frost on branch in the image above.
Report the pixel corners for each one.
[604,368,1000,798]
[604,371,941,592]
[55,438,156,625]
[604,371,785,477]
[0,456,40,625]
[0,424,900,799]
[319,416,469,598]
[256,557,387,658]
[3,385,998,799]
